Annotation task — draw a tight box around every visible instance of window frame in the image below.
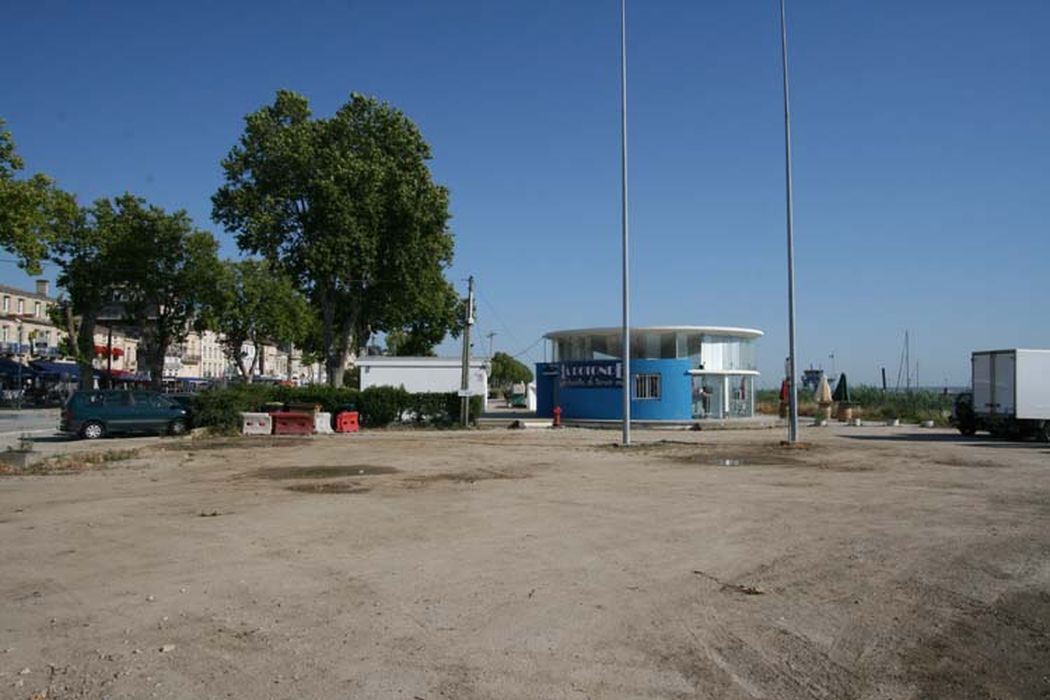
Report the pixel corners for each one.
[633,373,662,400]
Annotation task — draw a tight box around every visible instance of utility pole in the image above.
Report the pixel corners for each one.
[780,0,800,444]
[460,276,475,428]
[486,331,497,358]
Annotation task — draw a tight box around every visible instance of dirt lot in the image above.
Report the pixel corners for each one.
[1,425,1049,699]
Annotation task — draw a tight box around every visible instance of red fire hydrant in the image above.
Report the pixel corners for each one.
[552,406,562,428]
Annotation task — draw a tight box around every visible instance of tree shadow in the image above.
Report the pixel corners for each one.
[24,435,78,444]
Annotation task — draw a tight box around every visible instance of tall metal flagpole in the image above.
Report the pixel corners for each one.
[619,0,631,447]
[779,0,799,443]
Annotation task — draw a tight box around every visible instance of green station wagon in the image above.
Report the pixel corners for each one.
[60,390,189,439]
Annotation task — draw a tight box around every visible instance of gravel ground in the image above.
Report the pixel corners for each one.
[1,424,1048,699]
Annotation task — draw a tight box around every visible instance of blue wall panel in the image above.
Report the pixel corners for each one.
[535,359,692,421]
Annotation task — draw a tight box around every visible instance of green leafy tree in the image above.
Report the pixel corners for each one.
[213,91,459,386]
[0,118,79,274]
[202,259,314,381]
[489,352,533,393]
[384,290,462,357]
[49,201,122,388]
[103,195,223,389]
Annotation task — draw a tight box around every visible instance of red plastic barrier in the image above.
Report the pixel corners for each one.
[270,412,314,436]
[335,411,360,433]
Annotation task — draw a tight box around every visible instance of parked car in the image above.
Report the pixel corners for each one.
[60,390,189,439]
[164,392,196,428]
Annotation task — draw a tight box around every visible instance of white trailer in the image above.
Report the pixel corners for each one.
[964,349,1050,439]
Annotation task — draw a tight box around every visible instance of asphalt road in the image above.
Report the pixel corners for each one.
[0,408,60,444]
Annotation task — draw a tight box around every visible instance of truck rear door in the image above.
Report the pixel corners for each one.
[973,353,992,415]
[993,352,1016,416]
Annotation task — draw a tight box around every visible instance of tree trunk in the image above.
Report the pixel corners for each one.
[319,286,341,387]
[235,351,251,383]
[142,331,168,392]
[255,341,265,378]
[329,327,350,387]
[76,310,98,391]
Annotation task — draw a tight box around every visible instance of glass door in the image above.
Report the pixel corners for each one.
[727,375,753,417]
[692,375,725,419]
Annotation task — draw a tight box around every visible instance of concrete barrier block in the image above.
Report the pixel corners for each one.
[271,412,314,436]
[335,411,360,433]
[314,412,334,434]
[241,412,273,436]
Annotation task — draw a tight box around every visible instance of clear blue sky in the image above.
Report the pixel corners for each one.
[3,0,1048,387]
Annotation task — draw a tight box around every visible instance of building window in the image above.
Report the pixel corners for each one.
[2,296,7,312]
[34,302,41,318]
[634,373,661,400]
[17,299,24,314]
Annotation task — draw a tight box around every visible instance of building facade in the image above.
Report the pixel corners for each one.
[1,279,324,386]
[356,356,490,409]
[536,326,762,421]
[0,281,62,359]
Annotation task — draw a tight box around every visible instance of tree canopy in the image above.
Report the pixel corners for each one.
[212,91,459,385]
[103,195,222,388]
[202,259,314,381]
[0,119,78,274]
[489,351,534,389]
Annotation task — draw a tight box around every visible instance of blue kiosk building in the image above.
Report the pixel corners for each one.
[536,326,762,421]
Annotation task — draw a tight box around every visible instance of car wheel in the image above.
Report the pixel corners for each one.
[81,421,105,440]
[168,418,188,436]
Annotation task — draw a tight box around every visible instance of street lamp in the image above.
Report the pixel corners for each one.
[619,0,631,447]
[14,314,32,410]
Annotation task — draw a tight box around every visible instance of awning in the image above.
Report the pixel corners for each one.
[98,368,150,383]
[94,345,126,358]
[0,359,39,378]
[29,360,81,380]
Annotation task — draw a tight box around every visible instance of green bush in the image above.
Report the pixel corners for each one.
[192,383,276,433]
[270,384,360,415]
[358,386,409,427]
[191,385,486,431]
[450,394,484,425]
[404,392,451,424]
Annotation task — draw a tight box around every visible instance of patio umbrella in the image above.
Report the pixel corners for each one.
[832,372,851,402]
[815,375,832,404]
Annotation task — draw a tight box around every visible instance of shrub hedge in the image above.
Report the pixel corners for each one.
[755,385,953,424]
[191,384,484,433]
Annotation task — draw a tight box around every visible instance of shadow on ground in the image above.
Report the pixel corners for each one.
[843,433,1049,450]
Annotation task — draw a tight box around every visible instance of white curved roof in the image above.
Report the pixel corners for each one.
[545,326,763,340]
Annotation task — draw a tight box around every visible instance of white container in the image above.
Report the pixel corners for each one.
[972,349,1050,420]
[241,412,272,436]
[314,412,334,434]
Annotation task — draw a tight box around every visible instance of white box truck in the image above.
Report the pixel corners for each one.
[955,349,1050,440]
